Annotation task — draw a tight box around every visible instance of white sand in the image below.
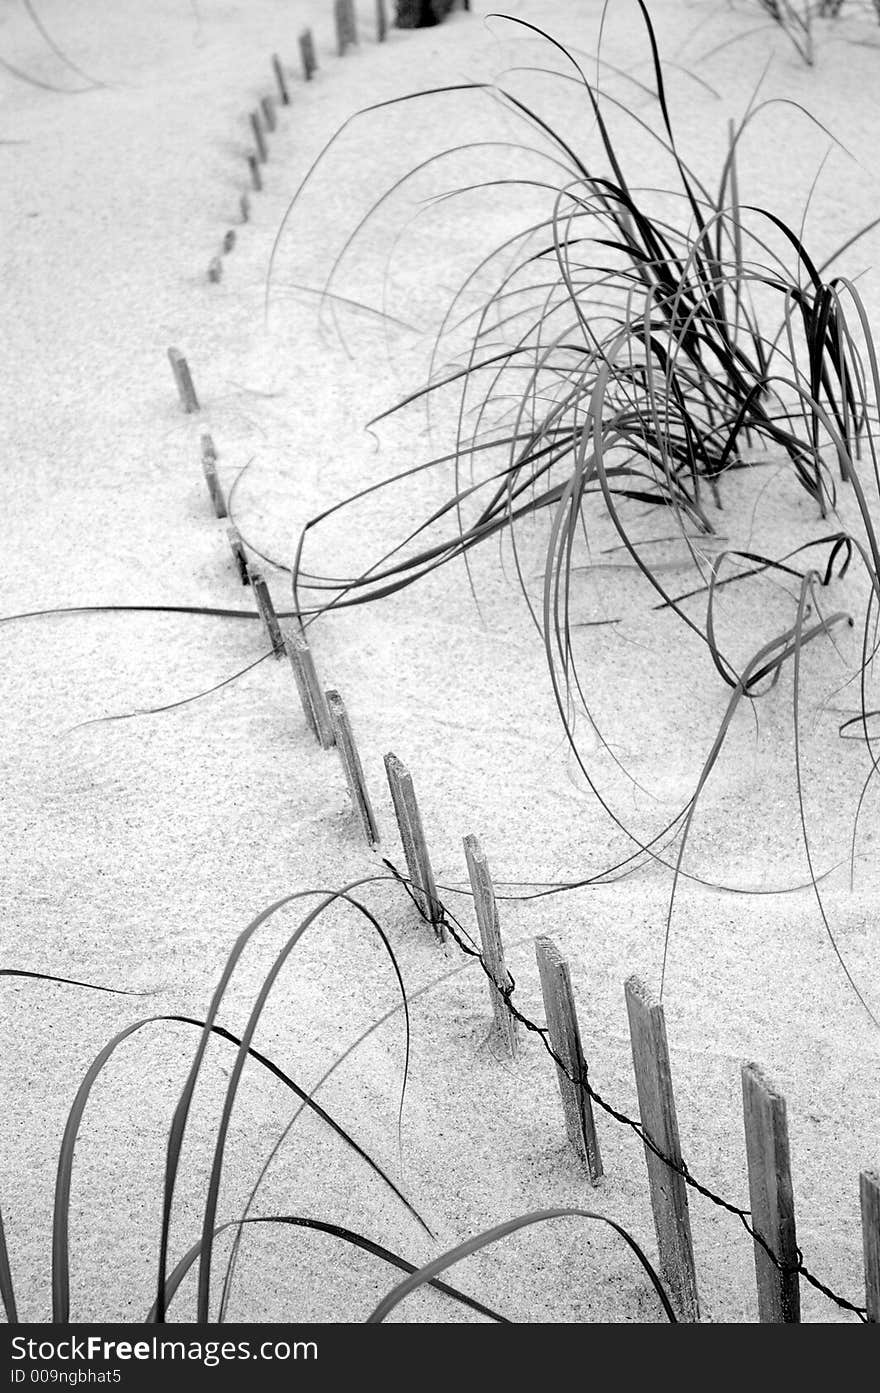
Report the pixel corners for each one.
[2,0,879,1324]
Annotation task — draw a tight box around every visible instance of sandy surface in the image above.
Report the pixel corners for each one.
[2,0,879,1323]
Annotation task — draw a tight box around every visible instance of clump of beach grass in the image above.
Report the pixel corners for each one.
[267,5,880,1024]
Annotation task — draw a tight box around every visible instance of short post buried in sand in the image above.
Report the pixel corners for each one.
[167,348,199,413]
[299,29,317,80]
[260,95,276,133]
[334,0,358,55]
[248,567,284,656]
[247,154,262,191]
[240,192,250,223]
[741,1062,800,1323]
[535,936,602,1181]
[227,525,250,585]
[250,111,268,163]
[384,752,444,939]
[285,631,334,748]
[376,0,388,41]
[272,54,290,106]
[861,1170,880,1322]
[222,229,236,254]
[463,834,517,1057]
[207,256,222,283]
[624,975,700,1322]
[327,690,379,847]
[200,433,226,518]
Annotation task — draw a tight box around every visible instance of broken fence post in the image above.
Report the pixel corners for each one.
[299,28,317,80]
[247,154,262,191]
[240,192,250,223]
[272,53,290,105]
[167,348,199,413]
[384,752,444,939]
[624,975,700,1322]
[285,631,334,748]
[536,936,602,1182]
[250,110,268,163]
[463,834,517,1057]
[207,256,222,283]
[327,691,379,847]
[227,524,250,585]
[222,229,236,254]
[861,1169,880,1322]
[248,567,284,656]
[334,0,358,54]
[200,434,226,518]
[741,1062,800,1323]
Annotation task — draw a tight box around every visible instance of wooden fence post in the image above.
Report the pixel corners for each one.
[861,1170,880,1322]
[327,691,380,847]
[250,110,268,163]
[167,348,199,413]
[299,29,317,80]
[285,632,334,748]
[384,752,444,939]
[227,524,250,585]
[741,1062,800,1323]
[260,95,276,132]
[463,835,517,1057]
[624,975,699,1321]
[272,54,290,105]
[247,153,262,191]
[248,567,284,656]
[240,192,250,223]
[376,0,388,41]
[535,936,602,1182]
[334,0,358,54]
[200,434,226,517]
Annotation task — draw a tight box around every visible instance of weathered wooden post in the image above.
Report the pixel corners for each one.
[248,567,284,656]
[741,1062,800,1323]
[327,691,380,846]
[250,110,268,163]
[299,29,317,80]
[384,752,443,938]
[285,631,334,748]
[167,348,199,413]
[536,936,602,1183]
[334,0,358,54]
[227,524,250,585]
[272,54,290,106]
[463,834,517,1056]
[861,1169,880,1322]
[260,95,276,132]
[200,434,226,517]
[625,975,699,1321]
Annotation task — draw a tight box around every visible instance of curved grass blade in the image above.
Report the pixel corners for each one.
[367,1207,676,1323]
[192,888,419,1322]
[149,1215,507,1323]
[0,1206,18,1324]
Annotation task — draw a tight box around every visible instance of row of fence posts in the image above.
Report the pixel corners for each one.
[188,1,393,277]
[288,647,880,1325]
[163,4,880,1327]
